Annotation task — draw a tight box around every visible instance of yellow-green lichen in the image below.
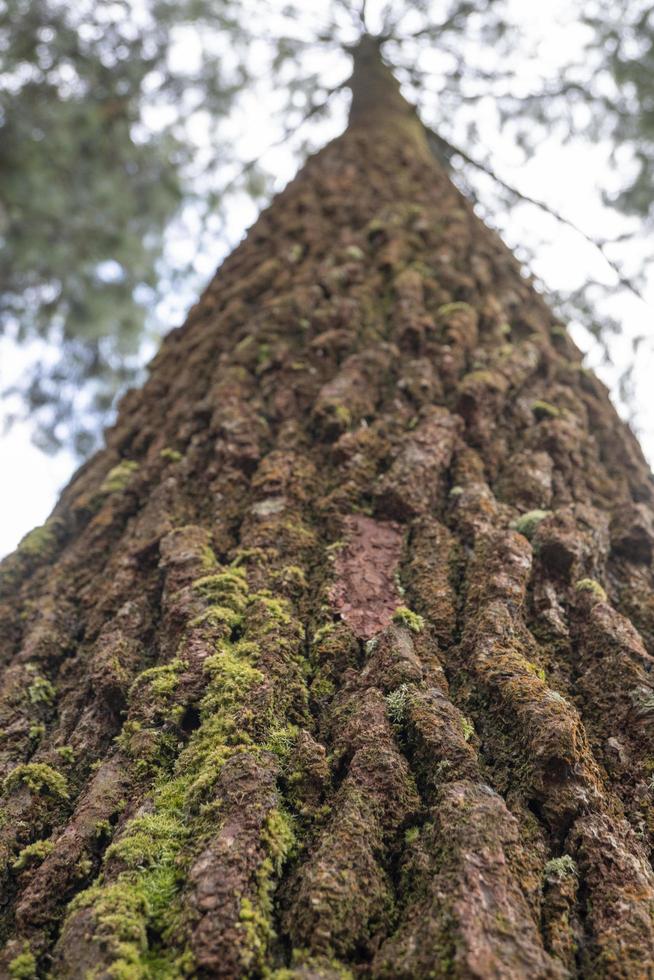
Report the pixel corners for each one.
[512,510,551,540]
[13,838,54,870]
[392,606,425,633]
[3,763,68,800]
[575,578,607,602]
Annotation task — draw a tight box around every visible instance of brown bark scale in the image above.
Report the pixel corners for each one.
[1,39,654,980]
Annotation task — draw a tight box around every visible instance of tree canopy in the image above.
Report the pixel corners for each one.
[1,0,652,452]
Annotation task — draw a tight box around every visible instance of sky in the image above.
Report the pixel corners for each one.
[0,0,652,559]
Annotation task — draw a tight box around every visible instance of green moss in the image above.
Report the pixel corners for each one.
[8,946,37,979]
[386,684,411,725]
[67,787,189,978]
[332,404,351,428]
[312,623,336,646]
[404,826,420,845]
[543,854,577,879]
[64,560,307,977]
[13,838,54,870]
[28,674,56,704]
[531,400,561,421]
[100,460,139,495]
[437,301,473,318]
[95,818,113,838]
[512,509,551,540]
[272,565,307,593]
[239,808,296,973]
[310,675,335,700]
[192,568,249,609]
[575,578,607,602]
[461,716,475,742]
[461,369,500,387]
[105,812,187,872]
[4,762,68,800]
[449,485,464,498]
[269,954,354,979]
[266,725,299,763]
[160,448,182,463]
[392,606,425,634]
[16,519,59,560]
[257,342,272,367]
[28,723,45,740]
[56,745,75,763]
[130,659,186,701]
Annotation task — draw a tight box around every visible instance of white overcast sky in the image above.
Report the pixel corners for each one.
[0,0,652,558]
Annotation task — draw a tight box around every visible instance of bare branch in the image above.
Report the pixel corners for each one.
[426,127,648,305]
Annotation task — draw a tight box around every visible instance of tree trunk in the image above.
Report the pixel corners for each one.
[2,39,654,980]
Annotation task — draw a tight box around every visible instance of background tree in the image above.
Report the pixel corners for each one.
[1,21,654,978]
[1,0,652,453]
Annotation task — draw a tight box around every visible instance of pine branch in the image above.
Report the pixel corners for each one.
[426,127,648,305]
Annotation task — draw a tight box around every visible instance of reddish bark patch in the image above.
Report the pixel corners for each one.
[330,515,404,640]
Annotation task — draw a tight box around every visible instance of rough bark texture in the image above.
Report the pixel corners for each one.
[2,41,654,980]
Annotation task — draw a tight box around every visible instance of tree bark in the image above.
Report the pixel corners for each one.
[2,39,654,979]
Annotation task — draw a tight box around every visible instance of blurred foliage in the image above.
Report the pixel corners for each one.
[0,0,652,452]
[0,0,247,452]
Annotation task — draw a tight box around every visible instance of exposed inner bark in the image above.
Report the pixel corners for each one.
[1,39,654,980]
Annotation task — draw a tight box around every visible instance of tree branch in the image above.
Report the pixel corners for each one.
[426,127,648,305]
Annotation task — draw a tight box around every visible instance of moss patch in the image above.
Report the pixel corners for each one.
[13,838,54,870]
[575,578,607,602]
[8,947,37,979]
[100,460,139,495]
[4,763,68,800]
[512,510,551,540]
[392,606,425,633]
[386,684,411,725]
[160,448,183,463]
[17,521,59,558]
[531,400,560,421]
[27,674,56,705]
[543,854,577,880]
[62,560,307,976]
